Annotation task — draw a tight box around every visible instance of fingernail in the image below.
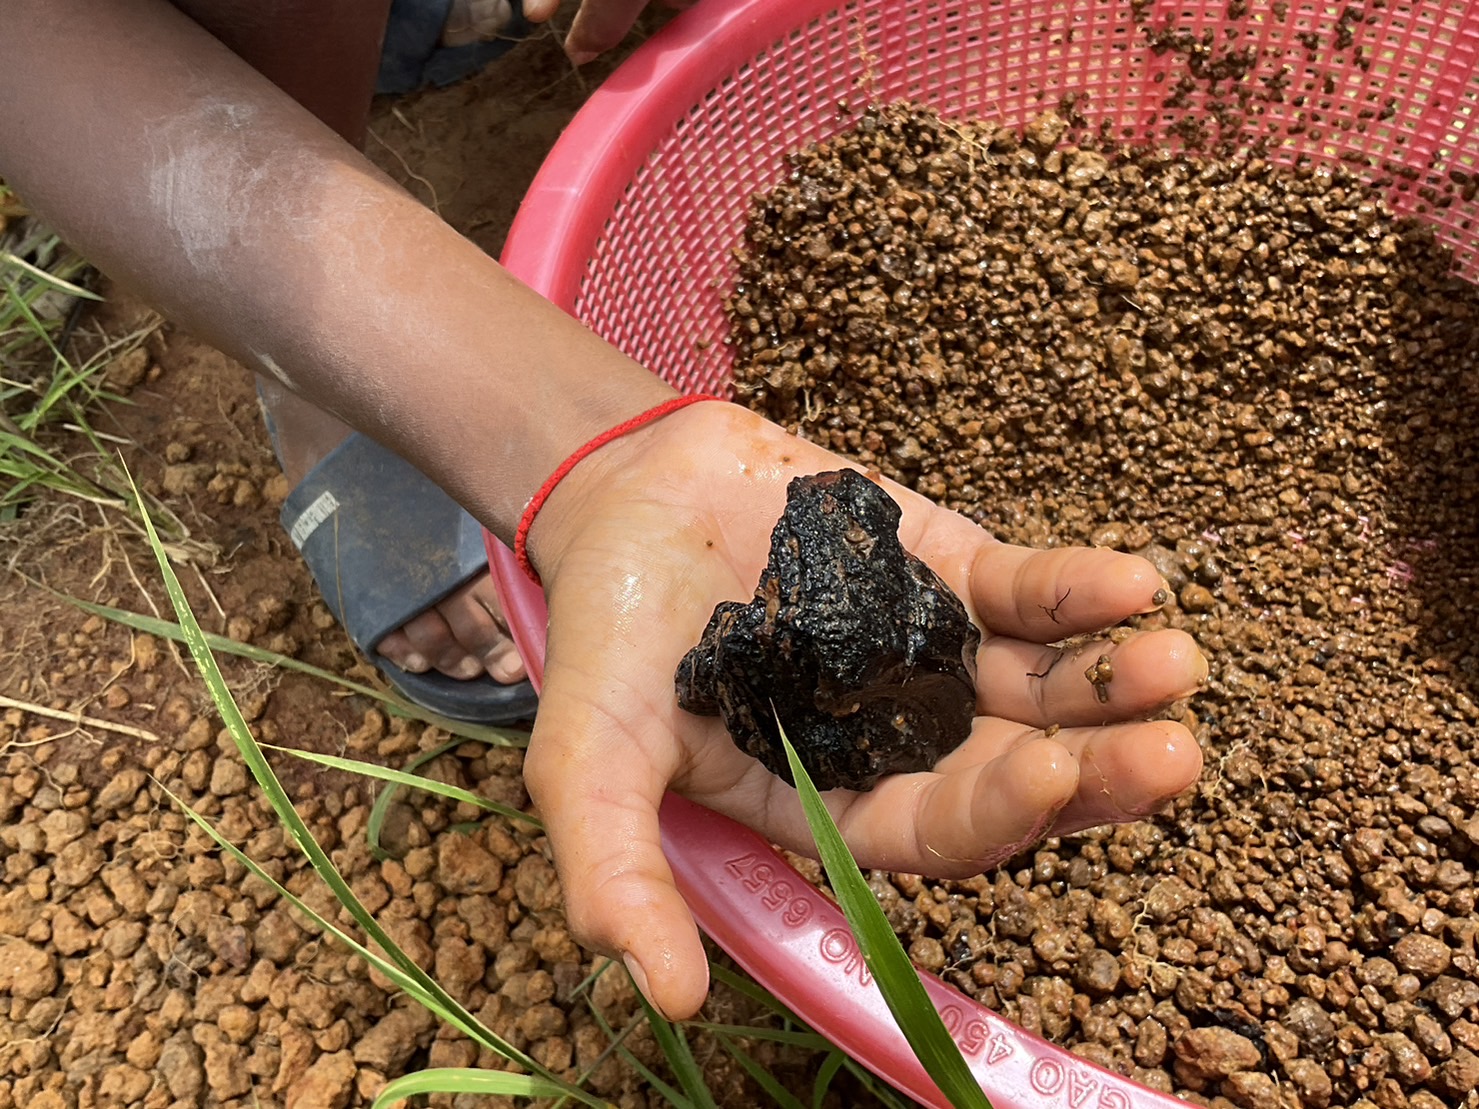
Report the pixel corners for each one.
[567,48,598,66]
[623,953,669,1020]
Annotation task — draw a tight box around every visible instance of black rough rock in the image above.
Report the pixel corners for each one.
[676,469,981,791]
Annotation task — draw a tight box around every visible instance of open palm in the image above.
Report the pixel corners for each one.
[521,401,1206,1019]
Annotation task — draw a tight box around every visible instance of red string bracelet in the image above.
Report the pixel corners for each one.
[514,394,726,585]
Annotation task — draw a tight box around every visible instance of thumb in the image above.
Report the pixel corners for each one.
[522,661,710,1020]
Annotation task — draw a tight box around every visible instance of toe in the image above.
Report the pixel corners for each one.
[387,608,472,675]
[375,628,431,673]
[376,578,528,684]
[481,637,526,684]
[438,578,528,684]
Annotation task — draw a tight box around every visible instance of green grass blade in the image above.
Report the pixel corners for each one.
[55,593,528,745]
[0,273,68,364]
[612,1048,693,1109]
[28,359,104,429]
[632,984,718,1109]
[366,737,466,859]
[370,1068,584,1106]
[0,427,72,463]
[164,781,579,1080]
[707,962,800,1020]
[810,1051,846,1109]
[0,250,101,300]
[682,1023,830,1051]
[266,742,541,830]
[708,942,913,1107]
[553,997,644,1109]
[127,468,603,1108]
[584,999,694,1109]
[166,787,492,1036]
[714,1035,808,1109]
[779,724,992,1109]
[0,428,121,503]
[841,1063,914,1109]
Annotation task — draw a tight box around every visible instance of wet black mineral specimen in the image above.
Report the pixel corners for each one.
[675,469,981,791]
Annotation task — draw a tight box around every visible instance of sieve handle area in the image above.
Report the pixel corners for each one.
[660,794,1189,1109]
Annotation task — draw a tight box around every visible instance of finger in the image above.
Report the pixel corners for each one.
[1052,718,1203,833]
[565,0,652,61]
[977,628,1206,726]
[742,713,1199,880]
[719,733,1080,875]
[523,659,710,1021]
[930,717,1200,835]
[971,544,1169,641]
[829,735,1081,875]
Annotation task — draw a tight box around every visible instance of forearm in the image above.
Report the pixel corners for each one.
[0,0,673,538]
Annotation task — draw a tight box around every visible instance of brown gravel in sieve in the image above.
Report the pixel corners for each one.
[729,101,1479,1109]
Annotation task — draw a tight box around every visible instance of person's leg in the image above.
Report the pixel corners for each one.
[173,0,526,686]
[171,0,387,145]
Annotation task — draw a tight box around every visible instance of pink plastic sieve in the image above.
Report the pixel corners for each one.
[488,1,1479,1104]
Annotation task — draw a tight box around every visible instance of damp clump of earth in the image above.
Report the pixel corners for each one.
[676,468,980,793]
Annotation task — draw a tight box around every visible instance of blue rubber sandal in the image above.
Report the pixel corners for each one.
[377,0,529,95]
[280,434,539,724]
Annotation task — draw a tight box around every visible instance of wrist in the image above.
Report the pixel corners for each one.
[515,394,727,584]
[522,396,737,587]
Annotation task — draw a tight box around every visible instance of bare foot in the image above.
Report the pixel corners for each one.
[376,574,528,683]
[259,378,527,686]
